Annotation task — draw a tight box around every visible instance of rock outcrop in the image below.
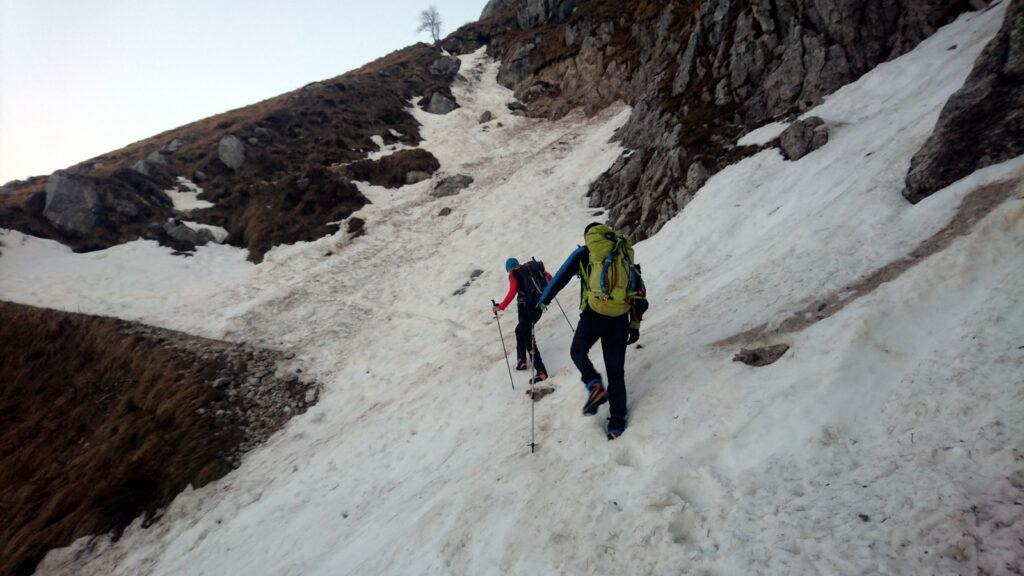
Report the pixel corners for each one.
[905,0,1023,203]
[42,170,172,242]
[473,0,980,239]
[0,42,461,261]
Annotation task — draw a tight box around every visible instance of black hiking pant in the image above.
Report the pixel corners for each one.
[515,302,546,373]
[570,308,629,422]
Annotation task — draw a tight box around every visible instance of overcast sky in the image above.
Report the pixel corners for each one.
[0,0,485,183]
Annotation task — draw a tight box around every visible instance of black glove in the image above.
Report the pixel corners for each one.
[626,327,640,345]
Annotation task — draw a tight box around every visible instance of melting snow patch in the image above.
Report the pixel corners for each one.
[164,177,213,211]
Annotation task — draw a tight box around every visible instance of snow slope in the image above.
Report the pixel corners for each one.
[3,5,1021,575]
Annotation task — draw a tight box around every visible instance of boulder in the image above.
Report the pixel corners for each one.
[192,170,208,182]
[162,138,186,153]
[479,110,494,124]
[424,92,458,115]
[431,174,474,197]
[43,172,102,235]
[437,206,453,216]
[218,135,246,170]
[779,117,829,161]
[428,56,461,79]
[132,160,151,177]
[146,150,169,165]
[163,219,215,246]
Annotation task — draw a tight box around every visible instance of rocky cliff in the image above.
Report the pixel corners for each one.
[2,0,1016,256]
[462,0,990,239]
[905,0,1024,202]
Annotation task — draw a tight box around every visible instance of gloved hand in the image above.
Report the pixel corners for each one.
[492,303,500,315]
[626,327,640,345]
[538,302,548,314]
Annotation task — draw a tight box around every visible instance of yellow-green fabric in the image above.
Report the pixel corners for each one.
[579,224,637,317]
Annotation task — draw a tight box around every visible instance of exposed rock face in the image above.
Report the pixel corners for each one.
[481,0,515,18]
[496,41,535,87]
[218,135,246,170]
[43,172,101,235]
[779,116,829,160]
[424,91,458,114]
[686,161,710,191]
[432,174,474,197]
[42,170,172,239]
[480,0,979,239]
[905,0,1023,203]
[518,0,582,28]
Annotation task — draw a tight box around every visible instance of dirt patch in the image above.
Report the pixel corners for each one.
[733,344,790,367]
[717,173,1024,347]
[0,302,319,576]
[342,149,440,189]
[526,385,556,402]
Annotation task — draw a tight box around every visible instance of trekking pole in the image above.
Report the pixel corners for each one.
[491,300,515,391]
[529,257,575,333]
[528,325,538,454]
[553,296,575,333]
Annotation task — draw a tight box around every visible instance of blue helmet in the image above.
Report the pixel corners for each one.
[505,258,519,272]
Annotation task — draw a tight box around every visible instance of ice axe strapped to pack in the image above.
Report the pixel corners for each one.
[581,224,643,318]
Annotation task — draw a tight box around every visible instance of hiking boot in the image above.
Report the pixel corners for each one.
[531,371,548,383]
[515,359,528,371]
[606,417,627,440]
[581,379,608,416]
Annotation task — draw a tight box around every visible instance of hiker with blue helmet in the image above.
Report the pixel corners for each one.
[537,223,648,440]
[493,257,551,381]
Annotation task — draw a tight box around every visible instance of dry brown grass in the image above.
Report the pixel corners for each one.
[0,302,309,576]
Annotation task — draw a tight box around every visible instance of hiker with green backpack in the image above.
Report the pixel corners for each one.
[537,223,648,440]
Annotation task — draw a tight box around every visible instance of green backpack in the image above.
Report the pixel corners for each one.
[579,224,643,317]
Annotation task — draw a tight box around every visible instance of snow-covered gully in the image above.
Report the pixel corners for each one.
[1,5,1021,575]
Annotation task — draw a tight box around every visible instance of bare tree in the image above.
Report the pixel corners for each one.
[417,5,443,43]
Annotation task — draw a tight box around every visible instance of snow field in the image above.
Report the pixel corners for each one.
[7,7,1023,575]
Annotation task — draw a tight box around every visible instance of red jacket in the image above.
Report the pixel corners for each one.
[498,267,552,311]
